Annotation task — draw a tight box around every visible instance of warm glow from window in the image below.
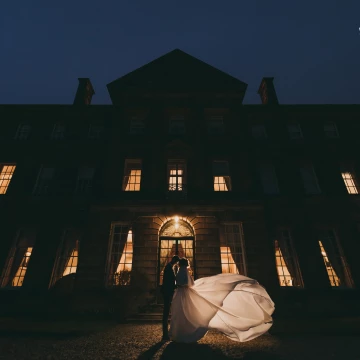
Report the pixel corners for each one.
[169,169,183,190]
[12,247,32,287]
[0,165,16,194]
[214,176,229,191]
[220,246,238,274]
[275,240,293,286]
[63,248,79,276]
[115,230,133,285]
[319,240,340,286]
[342,172,358,194]
[124,169,141,191]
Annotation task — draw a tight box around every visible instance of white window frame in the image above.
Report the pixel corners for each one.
[287,122,303,139]
[208,115,224,134]
[213,161,231,191]
[88,124,103,139]
[75,167,94,194]
[300,164,321,194]
[324,121,339,138]
[168,159,186,191]
[15,123,31,140]
[258,163,279,194]
[33,166,55,196]
[0,164,16,195]
[340,166,358,194]
[251,124,267,139]
[169,115,185,134]
[220,223,247,276]
[52,123,65,140]
[129,117,145,134]
[122,159,142,191]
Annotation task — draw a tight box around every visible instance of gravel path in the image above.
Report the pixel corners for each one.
[0,324,359,360]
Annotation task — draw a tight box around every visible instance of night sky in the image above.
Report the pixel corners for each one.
[1,1,360,105]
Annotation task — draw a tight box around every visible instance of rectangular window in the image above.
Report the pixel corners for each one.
[122,159,142,191]
[33,166,54,195]
[106,224,133,286]
[341,169,358,194]
[300,164,320,194]
[220,224,247,275]
[168,160,186,191]
[251,124,267,139]
[169,115,185,134]
[213,161,231,191]
[88,124,103,139]
[324,121,339,138]
[208,116,224,134]
[129,117,145,134]
[0,164,16,195]
[0,229,36,288]
[258,163,279,194]
[287,123,303,139]
[15,123,31,140]
[52,123,65,139]
[75,167,94,194]
[318,230,353,287]
[49,230,80,287]
[275,230,303,287]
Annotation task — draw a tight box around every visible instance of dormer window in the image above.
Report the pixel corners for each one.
[88,124,103,139]
[15,123,31,140]
[169,115,185,134]
[324,121,339,138]
[208,116,224,134]
[287,123,303,139]
[52,123,65,140]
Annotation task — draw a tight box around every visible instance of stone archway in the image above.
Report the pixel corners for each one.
[158,218,195,285]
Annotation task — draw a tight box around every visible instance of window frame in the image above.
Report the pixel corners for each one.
[212,160,231,191]
[0,164,16,195]
[14,123,31,140]
[169,115,186,135]
[324,121,339,138]
[251,124,267,139]
[208,115,225,134]
[33,166,55,196]
[122,159,142,191]
[287,122,303,139]
[299,163,321,195]
[258,163,279,195]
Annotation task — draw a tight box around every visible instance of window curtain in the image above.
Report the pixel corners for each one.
[108,226,129,285]
[224,176,231,191]
[226,226,244,274]
[123,167,131,190]
[320,231,346,286]
[4,247,27,287]
[277,237,298,286]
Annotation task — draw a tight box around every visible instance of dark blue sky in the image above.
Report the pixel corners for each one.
[1,1,359,105]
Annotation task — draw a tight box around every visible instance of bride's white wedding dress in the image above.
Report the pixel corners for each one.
[169,267,275,343]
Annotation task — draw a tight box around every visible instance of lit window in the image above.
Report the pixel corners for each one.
[287,123,303,139]
[33,166,54,195]
[258,163,279,194]
[275,230,303,287]
[169,115,185,134]
[324,121,339,138]
[208,116,224,134]
[88,124,103,139]
[129,117,145,134]
[15,123,31,140]
[251,124,267,139]
[168,160,186,192]
[50,231,80,287]
[220,224,246,275]
[52,123,65,139]
[318,230,354,287]
[76,167,94,194]
[213,161,231,191]
[0,229,36,288]
[107,225,133,286]
[341,171,358,194]
[300,164,320,194]
[0,165,16,194]
[123,159,141,191]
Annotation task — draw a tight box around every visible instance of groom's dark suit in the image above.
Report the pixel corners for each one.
[161,262,177,338]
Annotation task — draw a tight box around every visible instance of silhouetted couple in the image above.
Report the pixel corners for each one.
[161,255,275,343]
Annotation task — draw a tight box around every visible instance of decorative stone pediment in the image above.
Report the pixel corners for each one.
[160,219,194,237]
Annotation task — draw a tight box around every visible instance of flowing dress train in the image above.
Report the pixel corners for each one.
[169,267,275,343]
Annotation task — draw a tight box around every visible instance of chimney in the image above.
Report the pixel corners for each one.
[257,77,279,105]
[73,78,95,105]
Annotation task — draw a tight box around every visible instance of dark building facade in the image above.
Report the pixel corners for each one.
[0,49,360,317]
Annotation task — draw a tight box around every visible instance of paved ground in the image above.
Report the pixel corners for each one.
[0,323,359,360]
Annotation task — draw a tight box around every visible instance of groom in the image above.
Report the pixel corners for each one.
[161,255,179,341]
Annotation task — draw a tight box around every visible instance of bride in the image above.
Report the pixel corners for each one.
[169,257,275,343]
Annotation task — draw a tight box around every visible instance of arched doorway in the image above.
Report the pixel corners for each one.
[158,218,195,285]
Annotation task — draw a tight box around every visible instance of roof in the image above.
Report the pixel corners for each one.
[107,49,248,104]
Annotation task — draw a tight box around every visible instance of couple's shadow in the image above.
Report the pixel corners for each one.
[137,341,279,360]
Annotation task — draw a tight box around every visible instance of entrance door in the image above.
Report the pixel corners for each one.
[158,237,194,285]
